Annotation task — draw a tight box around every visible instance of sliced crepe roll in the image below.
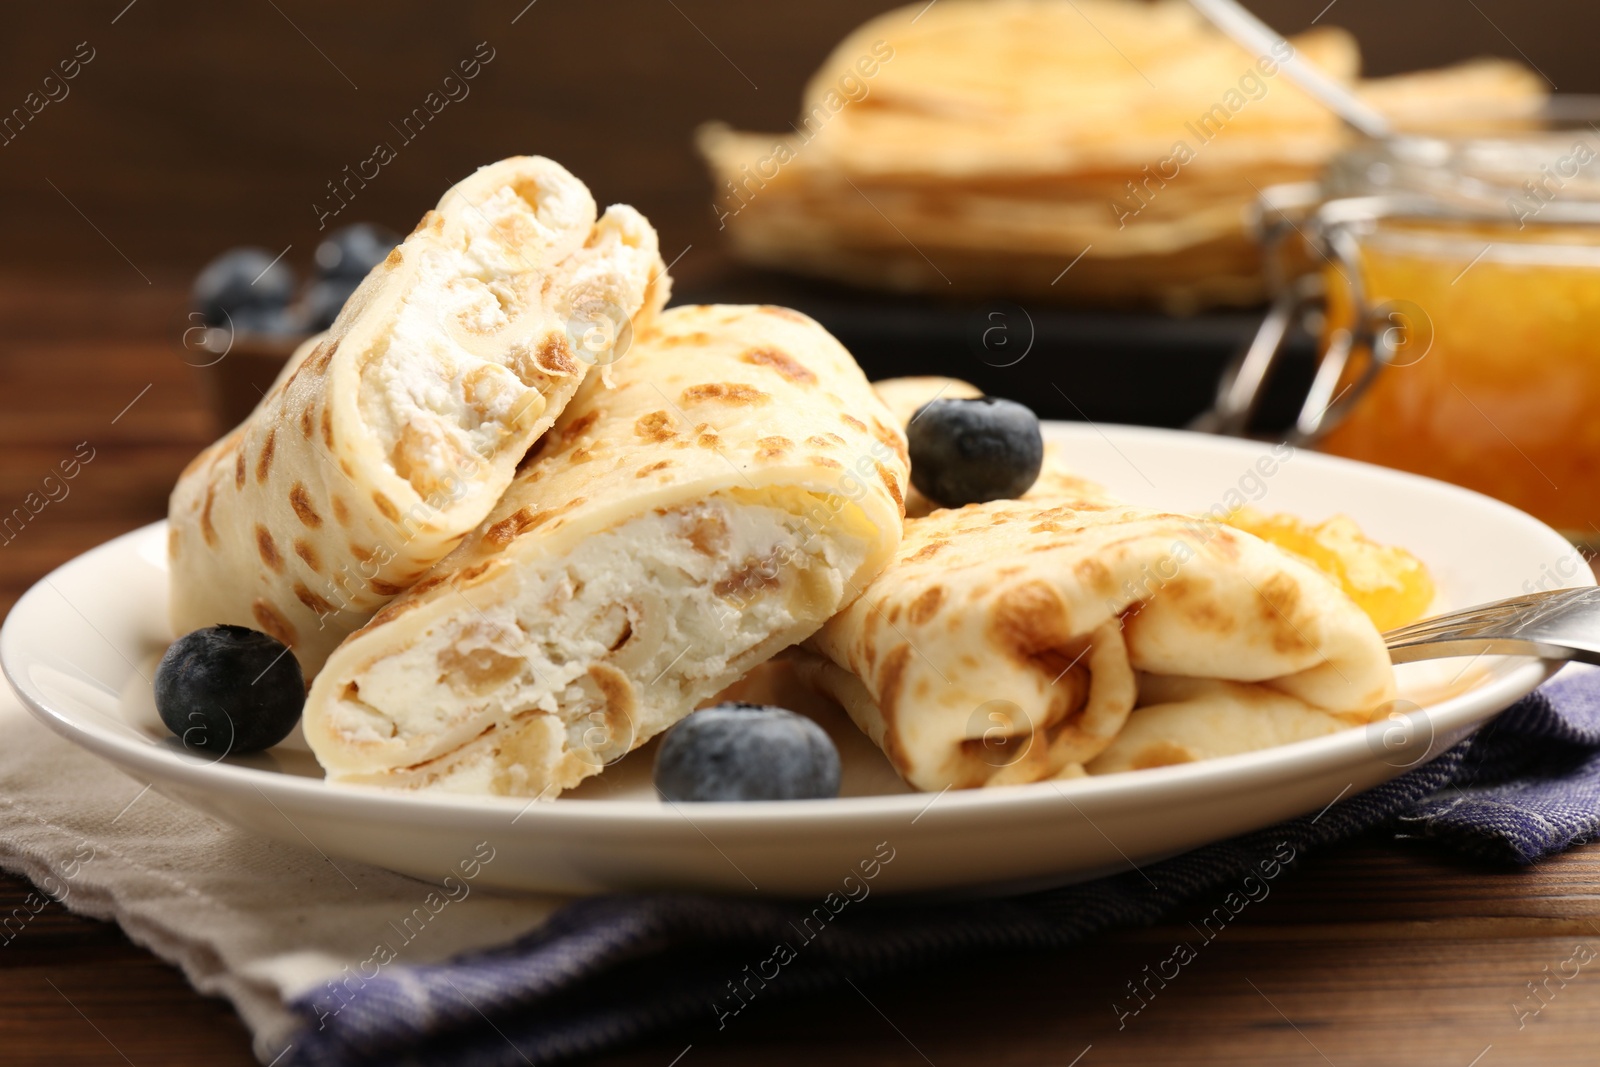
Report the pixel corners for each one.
[803,494,1397,791]
[303,304,909,797]
[168,156,668,674]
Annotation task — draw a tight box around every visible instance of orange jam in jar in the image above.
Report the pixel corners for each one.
[1318,220,1600,538]
[1238,115,1600,544]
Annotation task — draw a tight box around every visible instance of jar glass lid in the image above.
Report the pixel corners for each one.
[1323,95,1600,213]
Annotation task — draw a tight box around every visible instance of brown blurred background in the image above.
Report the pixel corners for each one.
[1,7,1597,1060]
[2,0,1597,283]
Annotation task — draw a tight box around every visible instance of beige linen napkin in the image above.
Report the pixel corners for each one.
[0,686,563,1065]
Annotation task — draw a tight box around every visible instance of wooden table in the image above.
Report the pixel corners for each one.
[5,276,1600,1066]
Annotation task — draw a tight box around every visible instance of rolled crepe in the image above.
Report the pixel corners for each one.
[303,304,909,797]
[168,156,667,674]
[803,494,1396,790]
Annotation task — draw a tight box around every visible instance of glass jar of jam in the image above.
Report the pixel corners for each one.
[1207,106,1600,544]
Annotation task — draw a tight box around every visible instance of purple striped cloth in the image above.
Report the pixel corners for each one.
[284,666,1600,1066]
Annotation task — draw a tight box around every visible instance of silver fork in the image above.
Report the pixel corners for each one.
[1384,587,1600,664]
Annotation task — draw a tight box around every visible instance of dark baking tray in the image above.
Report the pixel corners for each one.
[672,266,1317,432]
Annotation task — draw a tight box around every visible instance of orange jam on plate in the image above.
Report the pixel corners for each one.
[1225,506,1435,631]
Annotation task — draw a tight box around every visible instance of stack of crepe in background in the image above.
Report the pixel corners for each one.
[698,0,1544,312]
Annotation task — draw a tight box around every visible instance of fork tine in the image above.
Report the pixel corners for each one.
[1383,586,1600,665]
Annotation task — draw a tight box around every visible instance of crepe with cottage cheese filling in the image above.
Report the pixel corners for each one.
[302,303,909,797]
[168,156,667,675]
[801,493,1396,790]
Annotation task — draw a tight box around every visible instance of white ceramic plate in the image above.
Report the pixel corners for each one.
[2,424,1587,896]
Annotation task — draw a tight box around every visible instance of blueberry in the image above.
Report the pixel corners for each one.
[303,276,362,331]
[192,248,296,328]
[314,223,400,280]
[154,625,305,755]
[906,396,1043,507]
[654,704,841,802]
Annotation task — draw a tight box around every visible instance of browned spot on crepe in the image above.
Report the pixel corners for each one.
[308,342,336,375]
[331,495,351,526]
[288,483,322,528]
[410,574,448,598]
[875,645,912,722]
[255,525,283,572]
[636,460,673,477]
[200,485,218,547]
[1130,742,1196,770]
[759,305,811,324]
[871,418,909,464]
[807,433,847,449]
[254,429,276,483]
[755,436,793,460]
[907,586,945,626]
[990,580,1077,674]
[634,411,676,442]
[1209,528,1243,561]
[252,599,296,646]
[697,432,721,449]
[368,598,421,629]
[405,213,440,240]
[293,582,334,615]
[370,578,405,596]
[740,346,816,384]
[907,540,947,562]
[1182,596,1235,634]
[659,330,712,347]
[455,561,497,587]
[681,382,769,405]
[563,410,600,442]
[484,506,547,547]
[299,406,315,439]
[875,462,903,511]
[372,492,400,523]
[234,450,246,490]
[540,495,585,524]
[841,414,868,433]
[349,543,375,563]
[293,539,321,572]
[1256,571,1311,654]
[538,332,579,377]
[808,455,843,469]
[321,408,334,449]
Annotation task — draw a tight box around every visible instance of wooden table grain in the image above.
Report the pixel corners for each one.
[5,276,1600,1066]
